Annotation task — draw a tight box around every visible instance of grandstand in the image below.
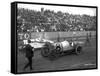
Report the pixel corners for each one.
[17,8,96,33]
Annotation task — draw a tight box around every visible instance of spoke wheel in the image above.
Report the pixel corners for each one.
[41,47,51,57]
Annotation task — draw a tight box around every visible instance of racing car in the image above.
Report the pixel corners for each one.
[41,40,84,57]
[18,38,84,57]
[18,38,54,53]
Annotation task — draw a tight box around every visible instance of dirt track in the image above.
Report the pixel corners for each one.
[17,38,97,73]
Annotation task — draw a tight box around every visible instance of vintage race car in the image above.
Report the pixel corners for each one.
[22,38,54,49]
[18,38,54,52]
[41,40,85,57]
[18,38,84,57]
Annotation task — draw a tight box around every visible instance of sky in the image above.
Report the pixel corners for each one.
[18,3,96,16]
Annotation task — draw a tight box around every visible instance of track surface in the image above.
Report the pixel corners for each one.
[17,38,97,73]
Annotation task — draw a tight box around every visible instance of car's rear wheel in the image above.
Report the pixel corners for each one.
[75,46,82,55]
[41,47,51,57]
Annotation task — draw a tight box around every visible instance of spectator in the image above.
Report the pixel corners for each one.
[17,8,96,33]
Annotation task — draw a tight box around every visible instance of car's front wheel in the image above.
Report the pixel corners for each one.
[41,47,51,57]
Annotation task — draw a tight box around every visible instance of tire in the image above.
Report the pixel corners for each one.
[75,46,82,55]
[41,47,51,57]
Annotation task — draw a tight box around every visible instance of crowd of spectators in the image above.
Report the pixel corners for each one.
[17,8,96,33]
